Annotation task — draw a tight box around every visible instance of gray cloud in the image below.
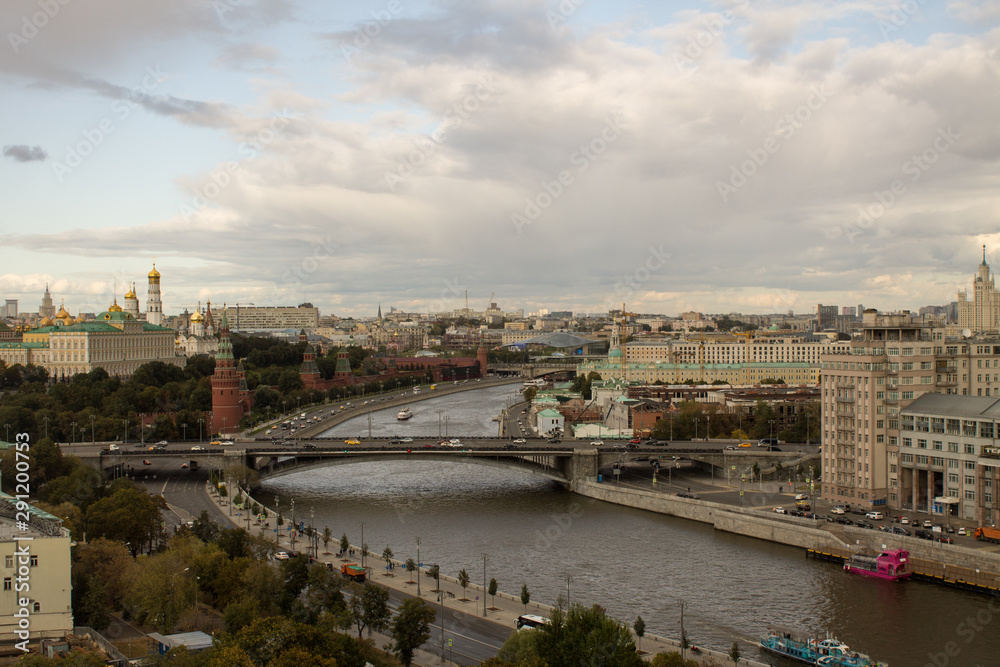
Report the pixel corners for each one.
[3,145,48,162]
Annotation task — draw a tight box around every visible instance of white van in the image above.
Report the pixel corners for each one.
[795,494,809,501]
[865,511,884,520]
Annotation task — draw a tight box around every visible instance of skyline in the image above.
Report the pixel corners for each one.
[2,0,998,317]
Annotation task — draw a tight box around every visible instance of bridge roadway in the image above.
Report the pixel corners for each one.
[69,438,815,489]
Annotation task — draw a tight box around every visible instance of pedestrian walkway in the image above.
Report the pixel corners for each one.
[206,483,770,666]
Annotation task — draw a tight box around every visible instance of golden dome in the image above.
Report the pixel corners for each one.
[108,299,123,313]
[75,314,86,323]
[39,317,54,327]
[55,304,71,319]
[190,311,204,322]
[125,283,136,299]
[148,262,160,279]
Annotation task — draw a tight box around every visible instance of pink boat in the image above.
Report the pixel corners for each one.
[844,548,911,581]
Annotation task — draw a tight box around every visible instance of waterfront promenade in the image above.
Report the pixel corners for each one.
[204,483,771,667]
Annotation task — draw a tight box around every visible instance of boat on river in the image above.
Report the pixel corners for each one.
[760,627,888,666]
[396,407,413,420]
[844,548,911,581]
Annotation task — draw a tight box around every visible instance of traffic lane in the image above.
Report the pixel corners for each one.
[381,585,509,666]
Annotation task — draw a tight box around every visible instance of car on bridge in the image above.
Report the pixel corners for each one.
[344,438,361,445]
[221,440,234,446]
[191,446,205,451]
[513,438,526,444]
[210,440,222,446]
[590,440,604,446]
[156,440,169,445]
[302,444,317,450]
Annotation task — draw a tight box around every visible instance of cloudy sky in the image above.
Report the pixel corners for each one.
[1,0,998,319]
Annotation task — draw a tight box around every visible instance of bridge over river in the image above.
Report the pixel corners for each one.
[74,440,808,489]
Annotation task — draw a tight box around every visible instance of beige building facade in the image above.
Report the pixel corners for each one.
[1,492,73,643]
[221,305,319,330]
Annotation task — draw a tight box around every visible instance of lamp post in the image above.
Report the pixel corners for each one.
[198,418,204,443]
[310,508,315,558]
[182,422,187,441]
[482,553,488,617]
[359,522,366,568]
[437,565,446,661]
[805,410,811,447]
[170,567,190,630]
[769,419,776,443]
[416,537,422,596]
[43,416,49,441]
[70,421,76,445]
[124,417,128,446]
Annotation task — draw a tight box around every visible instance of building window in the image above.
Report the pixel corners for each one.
[965,460,976,470]
[3,577,10,591]
[949,473,959,483]
[965,475,975,485]
[32,602,40,613]
[3,555,11,568]
[918,439,928,449]
[965,490,976,500]
[29,555,37,567]
[965,443,976,455]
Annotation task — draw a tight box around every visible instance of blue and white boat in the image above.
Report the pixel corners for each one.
[760,627,888,667]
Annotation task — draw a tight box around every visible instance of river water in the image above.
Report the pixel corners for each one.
[259,385,998,666]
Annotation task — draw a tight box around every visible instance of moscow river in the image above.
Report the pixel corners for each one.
[258,385,998,666]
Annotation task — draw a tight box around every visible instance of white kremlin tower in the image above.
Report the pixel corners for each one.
[146,261,163,326]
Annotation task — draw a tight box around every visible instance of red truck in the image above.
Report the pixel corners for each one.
[974,526,1000,543]
[341,563,366,582]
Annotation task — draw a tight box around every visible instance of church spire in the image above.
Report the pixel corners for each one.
[984,244,988,265]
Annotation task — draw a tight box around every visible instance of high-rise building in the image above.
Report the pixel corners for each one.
[39,284,55,320]
[820,311,1000,511]
[146,262,163,326]
[957,246,1000,333]
[817,304,839,330]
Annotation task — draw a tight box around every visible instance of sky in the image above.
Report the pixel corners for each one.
[1,0,999,320]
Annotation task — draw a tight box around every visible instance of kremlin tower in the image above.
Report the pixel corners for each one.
[210,310,253,436]
[145,261,163,326]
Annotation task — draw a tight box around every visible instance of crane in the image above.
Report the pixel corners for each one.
[614,303,638,377]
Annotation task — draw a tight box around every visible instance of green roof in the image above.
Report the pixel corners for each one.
[537,409,563,418]
[0,341,47,349]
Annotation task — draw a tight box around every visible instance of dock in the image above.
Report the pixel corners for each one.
[806,547,1000,594]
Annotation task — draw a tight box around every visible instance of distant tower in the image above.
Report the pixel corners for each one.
[477,340,488,379]
[378,303,383,322]
[299,343,321,390]
[39,284,55,319]
[211,312,252,436]
[334,347,353,377]
[146,262,163,326]
[124,282,140,319]
[204,300,215,336]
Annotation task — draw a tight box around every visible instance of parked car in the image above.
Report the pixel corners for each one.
[892,526,911,536]
[865,511,884,520]
[915,529,932,540]
[937,536,954,544]
[923,520,934,528]
[900,516,910,524]
[958,527,968,536]
[831,507,846,515]
[773,507,787,514]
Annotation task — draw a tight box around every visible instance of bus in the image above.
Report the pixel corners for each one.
[515,614,550,630]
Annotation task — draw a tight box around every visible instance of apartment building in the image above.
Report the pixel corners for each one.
[897,394,1000,525]
[819,312,1000,510]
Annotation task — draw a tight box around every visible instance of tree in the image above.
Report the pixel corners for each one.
[347,582,390,638]
[322,527,332,553]
[405,558,416,583]
[488,577,498,609]
[520,584,530,613]
[752,462,760,480]
[458,568,470,600]
[382,545,394,573]
[428,564,440,592]
[84,485,162,556]
[634,615,645,652]
[390,597,437,666]
[340,533,349,555]
[680,629,690,659]
[729,640,741,665]
[502,603,643,667]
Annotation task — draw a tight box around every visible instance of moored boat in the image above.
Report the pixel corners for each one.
[844,548,911,581]
[760,627,888,667]
[396,407,413,420]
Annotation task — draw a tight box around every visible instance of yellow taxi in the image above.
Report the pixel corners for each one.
[344,438,361,445]
[738,442,753,448]
[210,440,222,446]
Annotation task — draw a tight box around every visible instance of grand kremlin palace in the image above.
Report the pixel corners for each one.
[0,302,181,379]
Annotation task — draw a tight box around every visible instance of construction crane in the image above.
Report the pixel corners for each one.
[614,303,638,377]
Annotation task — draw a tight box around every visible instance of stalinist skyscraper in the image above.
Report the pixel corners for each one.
[145,262,163,326]
[957,246,1000,333]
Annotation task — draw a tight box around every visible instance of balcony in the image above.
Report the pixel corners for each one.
[836,396,855,403]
